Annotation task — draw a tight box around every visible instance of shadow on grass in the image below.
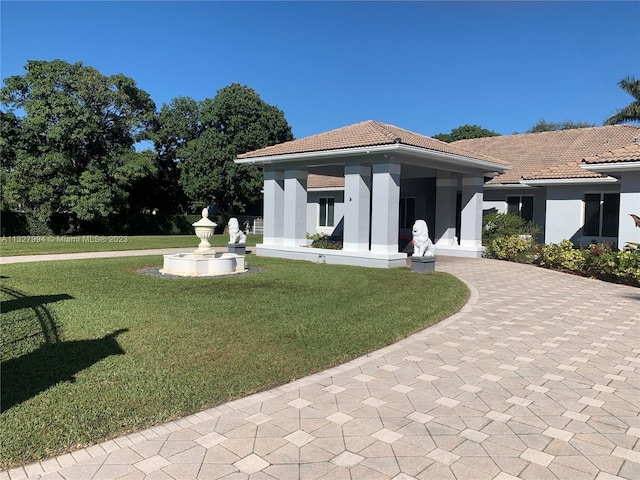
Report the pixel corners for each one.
[1,283,129,412]
[1,329,128,412]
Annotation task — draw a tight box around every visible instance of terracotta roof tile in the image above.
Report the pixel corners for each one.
[454,125,640,184]
[523,160,602,180]
[238,120,509,166]
[582,143,640,164]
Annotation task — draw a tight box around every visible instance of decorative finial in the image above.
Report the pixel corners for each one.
[202,207,208,219]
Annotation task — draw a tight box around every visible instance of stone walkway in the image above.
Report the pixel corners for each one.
[3,256,639,480]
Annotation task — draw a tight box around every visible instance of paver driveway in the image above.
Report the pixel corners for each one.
[5,256,639,480]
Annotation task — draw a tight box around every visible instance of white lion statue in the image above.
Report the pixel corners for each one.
[228,217,246,244]
[412,219,435,257]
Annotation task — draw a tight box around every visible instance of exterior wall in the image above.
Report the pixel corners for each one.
[618,171,640,248]
[306,191,345,236]
[545,184,620,246]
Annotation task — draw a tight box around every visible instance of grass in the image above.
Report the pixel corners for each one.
[0,234,262,256]
[0,255,468,468]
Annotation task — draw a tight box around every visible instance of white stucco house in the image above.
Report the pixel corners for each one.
[235,120,640,268]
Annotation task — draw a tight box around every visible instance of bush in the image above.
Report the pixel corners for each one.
[538,240,640,287]
[309,233,342,250]
[489,235,537,263]
[482,212,540,260]
[538,240,586,272]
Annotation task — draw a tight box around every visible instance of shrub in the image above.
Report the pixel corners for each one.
[538,240,586,272]
[538,240,640,287]
[309,233,342,250]
[489,235,537,263]
[482,212,540,260]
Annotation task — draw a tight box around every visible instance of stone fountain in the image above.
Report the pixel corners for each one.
[160,208,246,276]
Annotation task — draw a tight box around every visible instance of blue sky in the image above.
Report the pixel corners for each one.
[1,1,639,140]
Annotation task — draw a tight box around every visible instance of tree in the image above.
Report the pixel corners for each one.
[153,84,293,221]
[604,76,640,125]
[1,60,156,233]
[527,119,595,133]
[433,124,500,143]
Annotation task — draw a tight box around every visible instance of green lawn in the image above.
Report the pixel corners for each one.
[0,234,262,256]
[0,255,468,468]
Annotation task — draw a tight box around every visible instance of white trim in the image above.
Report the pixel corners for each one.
[519,177,619,186]
[582,161,640,173]
[236,143,510,173]
[484,183,539,189]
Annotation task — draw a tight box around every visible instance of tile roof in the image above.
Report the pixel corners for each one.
[454,125,640,183]
[237,120,509,166]
[582,143,640,164]
[307,173,344,189]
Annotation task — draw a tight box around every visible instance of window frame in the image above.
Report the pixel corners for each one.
[506,195,534,222]
[318,197,335,228]
[582,192,620,238]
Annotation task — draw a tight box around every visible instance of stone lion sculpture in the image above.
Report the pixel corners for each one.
[228,217,246,244]
[412,219,435,257]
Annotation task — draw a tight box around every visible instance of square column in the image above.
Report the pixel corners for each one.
[370,161,401,254]
[263,168,284,245]
[283,168,308,247]
[343,164,372,251]
[618,171,640,249]
[460,175,484,248]
[435,172,458,246]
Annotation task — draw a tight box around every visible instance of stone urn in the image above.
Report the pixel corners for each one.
[193,208,217,255]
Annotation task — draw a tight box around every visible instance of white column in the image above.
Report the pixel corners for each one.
[263,168,284,245]
[618,171,640,249]
[283,168,308,247]
[370,161,401,254]
[460,175,484,248]
[435,172,458,246]
[343,164,372,251]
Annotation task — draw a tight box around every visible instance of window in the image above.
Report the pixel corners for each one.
[506,196,534,222]
[399,197,416,229]
[319,197,335,227]
[583,193,619,237]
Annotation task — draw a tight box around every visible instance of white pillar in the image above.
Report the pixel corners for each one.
[435,172,458,246]
[283,168,308,247]
[618,171,640,249]
[460,175,484,248]
[343,164,371,251]
[263,168,284,245]
[370,161,401,254]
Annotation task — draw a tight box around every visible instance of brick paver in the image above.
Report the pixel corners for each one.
[4,255,639,480]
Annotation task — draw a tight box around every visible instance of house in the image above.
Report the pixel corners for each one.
[235,121,640,268]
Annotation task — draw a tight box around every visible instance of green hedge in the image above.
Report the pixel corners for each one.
[1,211,202,236]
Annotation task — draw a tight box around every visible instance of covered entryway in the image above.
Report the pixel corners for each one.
[235,121,509,267]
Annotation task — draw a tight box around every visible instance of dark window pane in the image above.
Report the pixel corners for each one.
[507,197,520,215]
[521,197,534,222]
[602,193,620,237]
[319,198,327,227]
[583,194,601,236]
[399,198,406,229]
[327,198,335,227]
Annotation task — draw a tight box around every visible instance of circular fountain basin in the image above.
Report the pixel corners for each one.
[160,252,246,277]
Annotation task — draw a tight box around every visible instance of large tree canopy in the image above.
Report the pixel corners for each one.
[604,76,640,125]
[1,60,156,233]
[433,124,500,143]
[153,83,293,220]
[527,119,595,133]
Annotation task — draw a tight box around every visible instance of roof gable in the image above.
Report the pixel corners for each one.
[237,120,508,166]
